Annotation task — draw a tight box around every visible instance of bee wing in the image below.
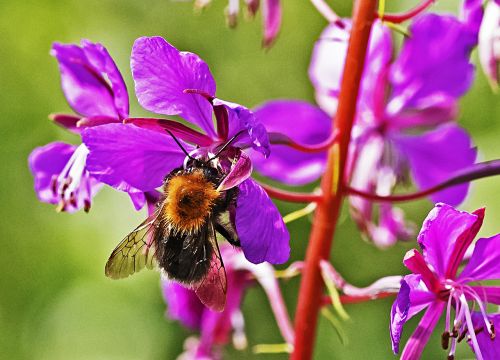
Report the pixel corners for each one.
[194,223,227,312]
[105,213,159,279]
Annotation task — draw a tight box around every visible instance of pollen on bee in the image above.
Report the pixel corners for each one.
[162,170,220,233]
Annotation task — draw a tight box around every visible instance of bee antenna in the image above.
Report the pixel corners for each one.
[165,130,196,161]
[208,130,247,161]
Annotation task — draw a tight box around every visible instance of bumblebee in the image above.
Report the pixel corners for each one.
[105,133,242,311]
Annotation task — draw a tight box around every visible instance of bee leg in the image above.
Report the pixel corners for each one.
[215,223,240,247]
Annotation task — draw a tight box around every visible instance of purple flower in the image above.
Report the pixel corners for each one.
[82,36,289,265]
[252,14,477,247]
[28,40,136,212]
[196,0,282,48]
[390,203,500,360]
[478,0,500,89]
[162,245,293,359]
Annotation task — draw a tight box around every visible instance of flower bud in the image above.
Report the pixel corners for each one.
[479,1,500,89]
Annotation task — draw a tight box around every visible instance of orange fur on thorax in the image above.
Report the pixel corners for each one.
[162,170,220,233]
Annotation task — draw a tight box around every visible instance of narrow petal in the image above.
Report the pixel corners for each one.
[213,99,270,157]
[217,150,252,191]
[469,312,500,360]
[251,100,330,185]
[81,40,129,118]
[390,274,435,354]
[131,36,217,137]
[51,41,126,118]
[389,14,476,112]
[391,279,411,354]
[470,286,500,305]
[162,280,204,329]
[385,94,458,131]
[400,301,445,360]
[416,203,479,277]
[459,234,500,282]
[461,0,485,38]
[403,250,440,293]
[234,254,294,343]
[262,0,282,48]
[49,113,81,133]
[235,179,290,264]
[82,123,190,192]
[393,124,477,205]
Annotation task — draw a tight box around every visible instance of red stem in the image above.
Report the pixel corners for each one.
[268,130,338,153]
[378,0,434,24]
[257,181,322,203]
[291,0,377,358]
[344,159,500,202]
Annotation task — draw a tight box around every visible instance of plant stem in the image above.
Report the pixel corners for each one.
[291,0,377,358]
[378,0,434,24]
[258,181,323,203]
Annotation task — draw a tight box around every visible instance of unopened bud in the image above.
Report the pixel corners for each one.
[479,1,500,90]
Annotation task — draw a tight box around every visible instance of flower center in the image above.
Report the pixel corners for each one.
[439,280,494,360]
[51,144,93,212]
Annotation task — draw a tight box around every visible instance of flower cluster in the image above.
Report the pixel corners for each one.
[253,13,478,247]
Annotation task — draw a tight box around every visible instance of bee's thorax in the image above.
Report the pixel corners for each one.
[162,169,220,233]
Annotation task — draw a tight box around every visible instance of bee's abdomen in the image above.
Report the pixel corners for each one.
[155,227,212,284]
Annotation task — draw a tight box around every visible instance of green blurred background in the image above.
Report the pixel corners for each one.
[1,0,499,359]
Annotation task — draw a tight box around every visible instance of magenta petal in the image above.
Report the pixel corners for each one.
[390,279,410,354]
[213,99,270,157]
[128,191,146,211]
[461,0,485,38]
[386,94,458,131]
[131,37,217,138]
[262,0,282,48]
[389,14,476,110]
[50,113,82,133]
[400,301,445,360]
[162,280,204,329]
[252,100,330,185]
[470,286,500,305]
[416,203,479,277]
[82,123,190,192]
[393,124,476,205]
[80,40,129,119]
[51,41,126,118]
[459,234,500,282]
[470,312,500,360]
[235,179,290,264]
[217,150,252,191]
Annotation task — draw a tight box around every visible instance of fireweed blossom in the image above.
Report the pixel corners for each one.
[27,40,148,212]
[163,244,294,359]
[253,14,478,247]
[390,203,500,360]
[195,0,282,48]
[82,36,290,266]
